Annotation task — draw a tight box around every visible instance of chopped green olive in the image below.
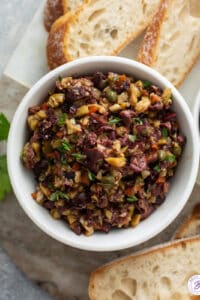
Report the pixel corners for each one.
[105,87,117,102]
[158,150,166,161]
[101,176,115,184]
[173,144,182,156]
[129,135,137,142]
[127,195,138,202]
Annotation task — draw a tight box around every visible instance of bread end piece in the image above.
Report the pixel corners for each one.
[44,0,66,32]
[174,203,200,239]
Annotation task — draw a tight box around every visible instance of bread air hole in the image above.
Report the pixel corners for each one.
[88,9,105,22]
[121,278,137,296]
[112,289,132,300]
[80,43,89,50]
[161,276,172,290]
[110,29,118,39]
[152,265,160,273]
[141,0,147,14]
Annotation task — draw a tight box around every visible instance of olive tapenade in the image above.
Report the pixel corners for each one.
[21,72,185,236]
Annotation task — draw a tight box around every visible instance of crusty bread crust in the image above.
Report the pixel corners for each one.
[174,203,200,239]
[47,0,162,69]
[44,0,66,32]
[137,0,171,66]
[47,13,72,69]
[89,236,200,299]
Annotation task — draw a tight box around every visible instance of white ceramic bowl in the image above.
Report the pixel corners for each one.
[7,56,199,251]
[193,89,200,142]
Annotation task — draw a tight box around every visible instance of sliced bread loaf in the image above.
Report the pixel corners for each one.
[89,236,200,300]
[47,0,162,69]
[44,0,84,31]
[174,203,200,239]
[138,0,200,87]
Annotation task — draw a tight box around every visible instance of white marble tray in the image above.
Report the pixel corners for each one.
[4,1,200,184]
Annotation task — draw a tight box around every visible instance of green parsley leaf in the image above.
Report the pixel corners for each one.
[71,153,83,161]
[161,127,168,138]
[88,171,96,181]
[132,118,143,125]
[61,140,71,152]
[127,195,138,202]
[58,75,62,83]
[0,113,10,141]
[129,135,137,142]
[49,191,69,201]
[154,164,161,173]
[58,113,67,126]
[108,117,122,125]
[0,155,12,200]
[142,80,151,88]
[165,154,176,163]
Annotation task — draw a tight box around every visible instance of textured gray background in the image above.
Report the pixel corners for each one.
[0,1,200,300]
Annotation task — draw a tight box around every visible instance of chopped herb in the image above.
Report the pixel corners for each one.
[0,155,12,201]
[60,154,67,165]
[108,117,122,125]
[154,165,161,173]
[127,195,138,202]
[49,191,69,201]
[132,118,143,125]
[0,113,10,141]
[61,140,71,152]
[129,135,137,142]
[58,113,67,126]
[161,127,168,138]
[142,80,151,88]
[165,154,176,163]
[58,75,62,82]
[88,171,96,181]
[72,153,83,161]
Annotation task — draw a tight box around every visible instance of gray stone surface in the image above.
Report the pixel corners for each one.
[0,247,53,300]
[0,1,200,300]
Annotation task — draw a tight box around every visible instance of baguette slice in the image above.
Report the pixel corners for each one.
[138,0,200,87]
[89,236,200,300]
[44,0,84,31]
[174,203,200,239]
[47,0,162,69]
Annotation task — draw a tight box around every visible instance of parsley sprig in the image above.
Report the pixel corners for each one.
[0,113,12,200]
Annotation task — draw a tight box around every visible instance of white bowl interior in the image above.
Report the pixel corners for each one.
[7,57,199,251]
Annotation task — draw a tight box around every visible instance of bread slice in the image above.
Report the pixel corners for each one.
[89,236,200,300]
[174,203,200,239]
[47,0,162,69]
[138,0,200,87]
[44,0,84,31]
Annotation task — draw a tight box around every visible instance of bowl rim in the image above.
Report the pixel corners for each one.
[193,88,200,140]
[7,56,200,251]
